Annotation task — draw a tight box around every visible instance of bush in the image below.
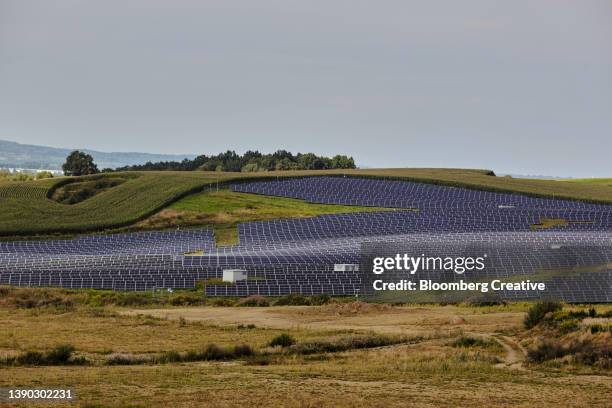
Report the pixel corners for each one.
[599,310,612,318]
[212,297,236,307]
[528,337,611,367]
[245,355,274,366]
[115,292,153,307]
[200,344,228,360]
[527,339,566,362]
[45,344,75,364]
[566,310,589,319]
[169,293,202,306]
[559,320,579,333]
[233,344,254,357]
[106,353,152,365]
[450,336,494,348]
[310,294,332,305]
[524,301,562,329]
[589,324,611,334]
[0,288,75,309]
[288,334,409,355]
[15,351,45,365]
[236,296,269,307]
[158,350,182,363]
[269,333,296,348]
[274,294,311,306]
[5,344,82,366]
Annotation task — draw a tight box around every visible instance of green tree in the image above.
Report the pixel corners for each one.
[275,158,299,170]
[241,163,260,172]
[297,153,318,170]
[331,155,356,169]
[62,150,99,176]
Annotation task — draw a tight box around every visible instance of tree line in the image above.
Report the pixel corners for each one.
[111,150,356,172]
[62,150,356,176]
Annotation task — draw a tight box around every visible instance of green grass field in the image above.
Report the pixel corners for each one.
[565,178,612,186]
[0,168,610,236]
[136,189,392,245]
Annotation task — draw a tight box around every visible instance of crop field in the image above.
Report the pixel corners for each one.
[0,288,610,408]
[0,179,53,199]
[1,168,612,237]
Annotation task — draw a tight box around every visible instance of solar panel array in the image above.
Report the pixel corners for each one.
[1,176,611,303]
[0,229,215,256]
[231,176,611,211]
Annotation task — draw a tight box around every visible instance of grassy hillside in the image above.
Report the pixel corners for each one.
[136,189,392,246]
[0,168,610,237]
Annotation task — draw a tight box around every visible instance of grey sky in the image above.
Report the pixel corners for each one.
[1,1,610,176]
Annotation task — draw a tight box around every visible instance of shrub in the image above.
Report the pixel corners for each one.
[589,324,611,334]
[158,350,182,363]
[245,355,274,366]
[528,337,611,366]
[274,294,311,306]
[588,307,597,318]
[233,344,254,357]
[16,351,45,365]
[236,296,269,307]
[212,297,235,307]
[310,294,332,305]
[170,293,203,306]
[566,310,589,319]
[450,336,494,348]
[269,333,296,348]
[524,301,562,329]
[115,292,153,307]
[527,339,566,362]
[600,310,612,318]
[559,320,579,334]
[288,334,409,355]
[0,288,75,309]
[45,344,75,364]
[200,344,228,360]
[106,353,152,365]
[5,344,82,366]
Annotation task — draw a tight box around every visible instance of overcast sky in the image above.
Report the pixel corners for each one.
[1,1,610,176]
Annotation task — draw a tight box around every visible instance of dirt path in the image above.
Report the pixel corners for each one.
[492,334,527,369]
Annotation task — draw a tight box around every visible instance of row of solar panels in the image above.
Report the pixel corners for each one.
[232,176,612,211]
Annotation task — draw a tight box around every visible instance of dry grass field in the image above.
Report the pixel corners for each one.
[0,288,610,408]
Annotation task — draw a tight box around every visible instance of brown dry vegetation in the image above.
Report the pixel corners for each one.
[1,289,611,407]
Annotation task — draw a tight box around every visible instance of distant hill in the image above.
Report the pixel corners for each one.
[0,139,195,170]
